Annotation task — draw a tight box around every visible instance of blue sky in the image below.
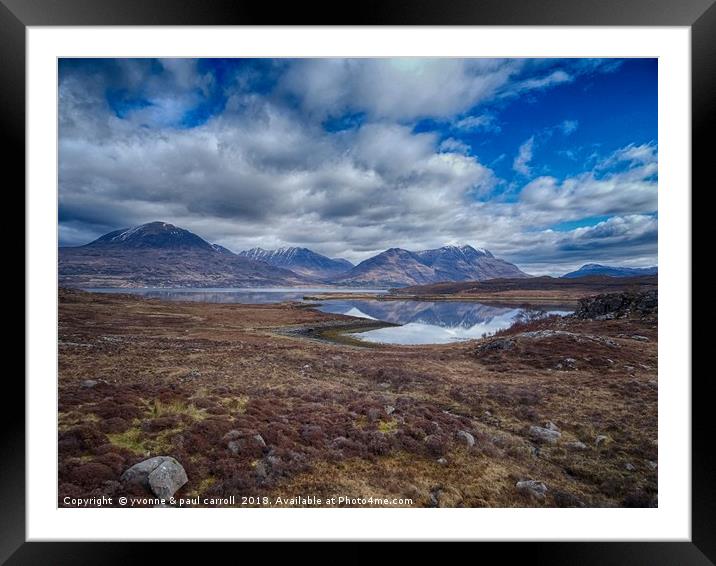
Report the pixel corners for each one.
[58,58,657,274]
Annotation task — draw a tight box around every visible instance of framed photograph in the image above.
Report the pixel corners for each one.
[9,0,707,560]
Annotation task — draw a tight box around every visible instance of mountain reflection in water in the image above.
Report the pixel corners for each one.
[316,299,571,344]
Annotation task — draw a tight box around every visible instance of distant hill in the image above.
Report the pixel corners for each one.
[562,263,658,279]
[392,274,658,300]
[333,245,528,287]
[59,222,311,288]
[238,247,353,281]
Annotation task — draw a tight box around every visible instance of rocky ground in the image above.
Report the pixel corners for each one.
[58,288,657,508]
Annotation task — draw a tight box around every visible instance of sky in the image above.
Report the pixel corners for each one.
[58,58,658,275]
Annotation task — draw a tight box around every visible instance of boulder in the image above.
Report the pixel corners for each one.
[121,456,187,499]
[575,290,657,319]
[456,430,476,448]
[479,338,515,352]
[226,432,267,455]
[516,480,548,500]
[529,425,561,444]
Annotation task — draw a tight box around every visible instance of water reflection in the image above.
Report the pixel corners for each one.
[84,287,384,305]
[317,300,571,344]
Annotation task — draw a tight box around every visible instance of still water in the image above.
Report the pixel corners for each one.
[84,287,385,304]
[316,299,571,345]
[84,287,571,345]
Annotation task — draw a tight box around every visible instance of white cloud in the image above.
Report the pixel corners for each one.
[452,113,500,132]
[513,136,535,176]
[281,59,582,122]
[439,137,471,155]
[560,119,579,135]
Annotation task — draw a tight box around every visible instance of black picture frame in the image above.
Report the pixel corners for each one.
[5,0,706,561]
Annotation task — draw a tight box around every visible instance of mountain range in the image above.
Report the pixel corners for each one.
[334,245,528,287]
[562,263,658,279]
[59,221,529,288]
[238,247,353,281]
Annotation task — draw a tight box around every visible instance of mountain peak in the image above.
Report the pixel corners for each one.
[238,246,353,280]
[87,221,215,251]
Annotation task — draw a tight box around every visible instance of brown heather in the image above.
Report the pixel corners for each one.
[58,287,657,508]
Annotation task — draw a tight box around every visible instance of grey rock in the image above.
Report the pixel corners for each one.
[556,358,577,370]
[575,290,657,319]
[121,456,187,499]
[595,434,610,447]
[529,425,561,444]
[479,338,514,352]
[222,430,242,441]
[437,458,448,465]
[631,335,650,341]
[456,430,475,447]
[625,462,636,471]
[80,379,98,388]
[253,434,267,448]
[567,441,587,450]
[647,460,657,470]
[516,480,548,500]
[544,421,560,432]
[385,405,395,415]
[226,432,266,454]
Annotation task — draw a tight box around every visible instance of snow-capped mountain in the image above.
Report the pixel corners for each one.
[333,245,529,287]
[59,222,312,288]
[415,245,527,282]
[238,247,353,280]
[59,223,531,289]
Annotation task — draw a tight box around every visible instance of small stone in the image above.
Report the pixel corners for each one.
[222,430,242,441]
[595,434,610,447]
[567,441,587,450]
[631,335,649,341]
[625,462,636,471]
[456,430,475,447]
[385,405,395,415]
[516,480,548,500]
[80,379,98,388]
[544,421,560,432]
[647,460,657,470]
[437,458,448,465]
